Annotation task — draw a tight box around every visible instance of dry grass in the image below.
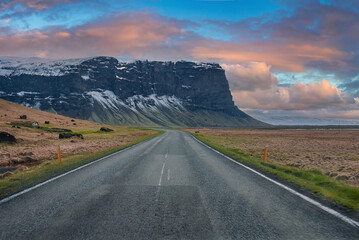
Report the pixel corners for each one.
[187,129,359,187]
[0,99,158,173]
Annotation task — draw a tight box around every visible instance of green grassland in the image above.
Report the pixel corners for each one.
[192,133,359,212]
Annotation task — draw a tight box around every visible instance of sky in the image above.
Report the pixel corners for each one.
[0,0,358,125]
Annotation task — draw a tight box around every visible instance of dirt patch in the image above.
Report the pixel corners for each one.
[187,129,359,187]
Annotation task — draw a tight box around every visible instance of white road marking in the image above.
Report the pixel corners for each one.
[0,134,164,205]
[158,162,166,186]
[165,153,168,159]
[191,135,359,228]
[167,169,170,181]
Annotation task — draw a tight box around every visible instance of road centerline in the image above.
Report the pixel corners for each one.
[158,162,166,186]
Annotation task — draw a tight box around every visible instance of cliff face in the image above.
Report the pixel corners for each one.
[0,56,265,127]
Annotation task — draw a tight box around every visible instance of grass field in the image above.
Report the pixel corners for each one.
[188,129,359,212]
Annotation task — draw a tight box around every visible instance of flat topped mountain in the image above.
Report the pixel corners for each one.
[0,56,266,127]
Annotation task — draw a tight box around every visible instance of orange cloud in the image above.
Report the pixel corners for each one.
[284,44,343,60]
[221,60,356,112]
[191,41,348,72]
[55,32,71,38]
[0,12,186,59]
[74,16,182,51]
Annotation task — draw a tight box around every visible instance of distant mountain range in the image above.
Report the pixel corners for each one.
[0,56,266,127]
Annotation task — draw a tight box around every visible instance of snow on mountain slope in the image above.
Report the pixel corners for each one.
[0,57,222,77]
[86,90,184,113]
[0,57,91,76]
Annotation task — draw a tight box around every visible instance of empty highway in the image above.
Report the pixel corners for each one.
[0,130,358,239]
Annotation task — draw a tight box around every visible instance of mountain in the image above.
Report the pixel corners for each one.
[0,56,266,127]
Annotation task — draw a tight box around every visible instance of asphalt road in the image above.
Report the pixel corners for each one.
[0,130,358,239]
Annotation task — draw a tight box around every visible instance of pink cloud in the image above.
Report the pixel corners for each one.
[55,32,71,38]
[219,62,357,113]
[203,1,359,76]
[0,12,187,59]
[232,80,355,111]
[191,41,348,72]
[222,62,278,91]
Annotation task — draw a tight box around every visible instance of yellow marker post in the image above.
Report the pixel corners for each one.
[263,144,268,163]
[57,145,62,164]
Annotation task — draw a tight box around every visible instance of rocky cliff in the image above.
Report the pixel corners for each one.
[0,56,265,127]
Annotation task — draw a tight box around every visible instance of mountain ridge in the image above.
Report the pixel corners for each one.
[0,56,267,127]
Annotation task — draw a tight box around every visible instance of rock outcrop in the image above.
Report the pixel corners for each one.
[0,56,266,127]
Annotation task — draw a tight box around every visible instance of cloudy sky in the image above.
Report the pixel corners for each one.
[1,0,358,125]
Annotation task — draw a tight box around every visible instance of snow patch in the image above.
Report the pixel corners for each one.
[81,75,90,80]
[124,94,184,112]
[116,75,131,81]
[17,91,40,97]
[86,90,126,110]
[193,62,222,70]
[116,66,127,70]
[0,57,91,76]
[86,90,184,112]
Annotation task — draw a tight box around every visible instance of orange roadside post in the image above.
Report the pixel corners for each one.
[263,144,268,163]
[57,145,62,164]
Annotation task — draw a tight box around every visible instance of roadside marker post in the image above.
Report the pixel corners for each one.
[57,145,62,164]
[263,144,268,163]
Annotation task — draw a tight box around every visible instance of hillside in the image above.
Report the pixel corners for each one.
[0,99,157,174]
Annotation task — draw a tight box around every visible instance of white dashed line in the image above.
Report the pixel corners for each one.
[158,162,166,186]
